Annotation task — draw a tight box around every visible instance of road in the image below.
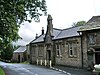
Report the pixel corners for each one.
[0,61,68,75]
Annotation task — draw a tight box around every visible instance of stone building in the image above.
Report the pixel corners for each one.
[12,45,30,62]
[29,15,100,68]
[78,16,100,69]
[26,44,30,62]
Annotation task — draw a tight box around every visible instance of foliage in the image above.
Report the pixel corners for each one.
[72,21,86,27]
[1,44,14,60]
[0,67,5,75]
[0,0,47,60]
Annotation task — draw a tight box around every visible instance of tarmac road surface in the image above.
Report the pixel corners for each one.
[0,61,69,75]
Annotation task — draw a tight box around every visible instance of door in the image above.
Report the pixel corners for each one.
[47,50,51,60]
[18,54,20,63]
[95,48,100,64]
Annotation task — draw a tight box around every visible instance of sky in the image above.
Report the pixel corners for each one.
[16,0,100,45]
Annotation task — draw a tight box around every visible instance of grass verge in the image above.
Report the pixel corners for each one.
[0,67,5,75]
[21,61,29,64]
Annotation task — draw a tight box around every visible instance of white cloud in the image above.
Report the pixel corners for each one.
[17,0,100,45]
[94,0,100,15]
[46,0,96,28]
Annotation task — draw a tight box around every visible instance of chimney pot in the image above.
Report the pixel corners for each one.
[35,33,38,39]
[42,27,44,35]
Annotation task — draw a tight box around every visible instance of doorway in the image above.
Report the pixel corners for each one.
[95,48,100,64]
[47,50,51,60]
[18,54,20,63]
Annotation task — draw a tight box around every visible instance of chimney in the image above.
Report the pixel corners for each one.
[47,14,53,25]
[35,33,38,39]
[47,14,53,36]
[42,27,44,35]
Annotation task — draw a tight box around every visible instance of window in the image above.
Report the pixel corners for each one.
[65,43,68,52]
[88,33,96,45]
[73,42,77,56]
[56,44,60,56]
[32,46,36,57]
[38,45,43,56]
[68,42,77,57]
[69,43,73,56]
[61,43,65,51]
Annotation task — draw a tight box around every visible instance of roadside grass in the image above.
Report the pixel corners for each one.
[0,67,5,75]
[11,61,29,64]
[21,61,29,64]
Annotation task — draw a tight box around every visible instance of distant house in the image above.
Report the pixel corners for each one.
[12,46,27,62]
[29,15,100,69]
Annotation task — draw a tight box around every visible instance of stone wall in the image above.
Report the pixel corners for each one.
[12,52,24,62]
[54,37,82,68]
[82,32,88,68]
[30,43,47,65]
[82,30,100,68]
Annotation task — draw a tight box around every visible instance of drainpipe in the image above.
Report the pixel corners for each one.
[81,35,84,68]
[78,32,84,68]
[29,43,32,64]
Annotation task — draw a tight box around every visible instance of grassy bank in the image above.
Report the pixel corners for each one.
[0,67,5,75]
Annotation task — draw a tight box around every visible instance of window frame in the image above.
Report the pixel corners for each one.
[32,46,36,57]
[68,42,77,58]
[38,45,43,57]
[88,33,96,45]
[56,44,61,56]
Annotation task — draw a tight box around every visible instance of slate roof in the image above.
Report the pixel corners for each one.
[31,34,45,43]
[14,46,26,53]
[55,26,81,40]
[31,28,62,43]
[31,26,81,43]
[78,16,100,32]
[53,28,62,39]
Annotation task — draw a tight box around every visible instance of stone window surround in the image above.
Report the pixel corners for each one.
[68,41,77,58]
[88,33,96,45]
[38,45,43,57]
[32,46,36,57]
[56,44,61,57]
[55,40,78,58]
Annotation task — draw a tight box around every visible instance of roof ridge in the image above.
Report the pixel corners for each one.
[62,26,79,30]
[53,28,62,31]
[86,16,100,24]
[92,15,100,17]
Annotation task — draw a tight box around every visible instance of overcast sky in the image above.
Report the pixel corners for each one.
[16,0,100,45]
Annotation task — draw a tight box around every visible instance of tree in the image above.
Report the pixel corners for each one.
[72,21,86,27]
[0,0,47,60]
[1,44,14,61]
